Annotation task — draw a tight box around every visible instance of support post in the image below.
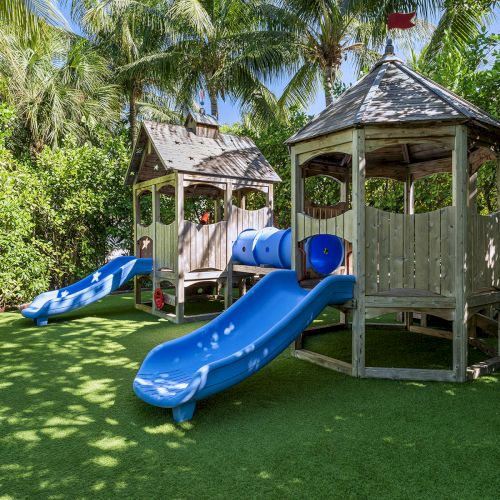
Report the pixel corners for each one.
[267,184,274,225]
[133,187,141,306]
[452,125,469,382]
[339,181,347,325]
[351,128,366,377]
[225,180,234,309]
[496,153,500,212]
[291,151,304,279]
[152,185,160,313]
[404,173,415,329]
[175,173,185,322]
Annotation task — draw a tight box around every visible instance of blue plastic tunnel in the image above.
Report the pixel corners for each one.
[232,228,344,275]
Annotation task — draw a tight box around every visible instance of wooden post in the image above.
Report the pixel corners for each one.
[225,180,234,309]
[339,181,347,325]
[452,125,469,382]
[267,184,274,225]
[351,128,366,377]
[291,151,304,278]
[152,184,160,313]
[133,187,141,306]
[404,173,414,329]
[175,173,185,322]
[496,153,500,212]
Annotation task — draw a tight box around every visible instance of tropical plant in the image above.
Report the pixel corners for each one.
[0,23,120,151]
[119,0,294,128]
[75,0,181,144]
[272,0,494,109]
[0,0,67,35]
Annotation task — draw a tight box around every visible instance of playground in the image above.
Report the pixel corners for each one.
[2,13,500,496]
[1,296,499,498]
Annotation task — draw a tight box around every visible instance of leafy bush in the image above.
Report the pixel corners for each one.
[31,133,132,288]
[0,146,51,308]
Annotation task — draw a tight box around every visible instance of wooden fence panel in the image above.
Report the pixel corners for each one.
[389,212,405,288]
[365,207,379,294]
[414,212,430,291]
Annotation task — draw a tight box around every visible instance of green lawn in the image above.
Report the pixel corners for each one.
[1,294,499,499]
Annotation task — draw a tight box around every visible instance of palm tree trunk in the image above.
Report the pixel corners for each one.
[323,64,336,107]
[208,88,218,118]
[129,82,141,146]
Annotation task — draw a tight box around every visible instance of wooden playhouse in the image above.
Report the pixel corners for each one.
[287,42,500,382]
[125,112,280,323]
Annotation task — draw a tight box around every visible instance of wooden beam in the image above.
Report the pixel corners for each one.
[291,151,304,278]
[467,356,500,380]
[351,128,366,377]
[364,367,456,382]
[134,173,175,191]
[452,125,469,382]
[293,349,353,375]
[224,180,234,309]
[175,172,185,322]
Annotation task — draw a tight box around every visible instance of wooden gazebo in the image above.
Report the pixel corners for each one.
[287,42,500,382]
[126,112,280,323]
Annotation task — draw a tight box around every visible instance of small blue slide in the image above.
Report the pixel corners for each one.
[133,270,355,422]
[22,256,152,326]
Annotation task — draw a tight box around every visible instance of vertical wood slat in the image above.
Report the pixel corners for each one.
[440,207,455,296]
[378,210,390,291]
[389,212,404,288]
[403,213,414,289]
[414,212,430,291]
[428,210,441,294]
[365,206,378,294]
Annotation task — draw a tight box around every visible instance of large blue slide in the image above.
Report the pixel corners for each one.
[22,256,152,326]
[133,270,355,422]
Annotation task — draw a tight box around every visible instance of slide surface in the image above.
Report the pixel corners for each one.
[22,256,152,326]
[133,270,355,422]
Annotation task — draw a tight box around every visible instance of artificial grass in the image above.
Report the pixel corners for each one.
[0,294,499,499]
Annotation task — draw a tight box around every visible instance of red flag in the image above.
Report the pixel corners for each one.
[387,12,416,30]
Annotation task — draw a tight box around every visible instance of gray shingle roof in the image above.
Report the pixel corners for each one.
[287,53,500,145]
[186,111,219,127]
[126,121,280,184]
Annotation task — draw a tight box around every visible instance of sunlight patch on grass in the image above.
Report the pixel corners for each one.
[90,436,137,451]
[90,455,119,468]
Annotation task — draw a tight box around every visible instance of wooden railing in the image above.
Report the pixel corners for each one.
[156,221,176,271]
[297,206,457,296]
[470,210,500,292]
[365,207,455,296]
[181,220,228,272]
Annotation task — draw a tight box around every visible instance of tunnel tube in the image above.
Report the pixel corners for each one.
[232,228,344,275]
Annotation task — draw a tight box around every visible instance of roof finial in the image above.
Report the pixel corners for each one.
[385,38,395,56]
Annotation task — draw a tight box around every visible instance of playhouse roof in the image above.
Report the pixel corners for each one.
[287,50,500,145]
[126,120,280,185]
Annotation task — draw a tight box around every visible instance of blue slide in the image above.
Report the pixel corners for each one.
[22,256,152,326]
[133,270,355,422]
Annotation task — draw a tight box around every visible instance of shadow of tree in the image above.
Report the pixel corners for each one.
[1,294,498,498]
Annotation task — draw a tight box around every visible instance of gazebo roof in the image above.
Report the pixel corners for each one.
[287,47,500,145]
[126,120,280,185]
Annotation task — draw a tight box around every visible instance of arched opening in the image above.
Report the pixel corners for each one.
[158,185,175,225]
[232,187,267,210]
[137,190,153,226]
[184,183,225,224]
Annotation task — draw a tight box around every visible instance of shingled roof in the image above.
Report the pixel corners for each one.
[287,46,500,145]
[126,120,280,185]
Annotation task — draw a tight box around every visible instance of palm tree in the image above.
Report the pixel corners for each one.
[274,0,493,108]
[119,0,293,126]
[0,0,68,34]
[0,23,120,151]
[75,0,181,145]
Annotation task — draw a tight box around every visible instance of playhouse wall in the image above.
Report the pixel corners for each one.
[297,206,459,297]
[470,210,500,292]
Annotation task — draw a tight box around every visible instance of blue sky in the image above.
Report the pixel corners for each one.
[60,2,499,125]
